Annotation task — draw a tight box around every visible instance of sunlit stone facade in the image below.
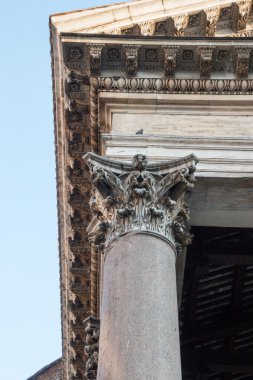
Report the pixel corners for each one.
[28,1,253,379]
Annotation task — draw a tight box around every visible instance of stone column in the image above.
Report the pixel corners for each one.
[84,153,198,380]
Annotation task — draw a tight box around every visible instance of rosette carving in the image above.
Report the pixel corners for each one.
[84,153,198,254]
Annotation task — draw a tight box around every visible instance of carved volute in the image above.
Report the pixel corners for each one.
[84,153,198,255]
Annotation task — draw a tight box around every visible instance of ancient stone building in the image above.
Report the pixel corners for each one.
[28,0,253,378]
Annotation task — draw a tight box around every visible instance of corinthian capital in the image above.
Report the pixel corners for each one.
[84,153,198,254]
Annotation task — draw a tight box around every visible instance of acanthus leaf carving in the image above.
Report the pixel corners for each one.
[171,14,188,36]
[84,316,100,380]
[199,47,214,78]
[84,153,198,255]
[105,28,122,35]
[235,47,251,78]
[124,45,140,76]
[202,7,220,36]
[88,44,104,75]
[66,69,90,86]
[231,1,251,32]
[163,46,179,77]
[139,21,155,36]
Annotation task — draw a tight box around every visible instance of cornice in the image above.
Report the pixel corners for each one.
[50,0,253,37]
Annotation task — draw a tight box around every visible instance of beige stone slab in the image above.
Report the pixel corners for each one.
[111,112,253,138]
[99,93,253,140]
[52,0,251,35]
[101,134,253,178]
[189,177,253,227]
[190,209,253,228]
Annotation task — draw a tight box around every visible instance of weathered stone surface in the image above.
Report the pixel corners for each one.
[50,0,253,37]
[84,316,100,380]
[49,2,253,378]
[84,153,197,380]
[98,233,181,380]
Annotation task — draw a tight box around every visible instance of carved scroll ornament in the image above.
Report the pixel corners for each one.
[84,153,198,255]
[84,316,100,380]
[199,47,214,78]
[124,45,139,76]
[163,46,179,77]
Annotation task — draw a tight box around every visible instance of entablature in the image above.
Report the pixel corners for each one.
[62,36,253,80]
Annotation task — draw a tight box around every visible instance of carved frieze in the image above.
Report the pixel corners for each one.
[100,76,253,93]
[188,13,201,28]
[66,99,88,115]
[65,41,253,79]
[235,48,251,77]
[155,19,170,35]
[68,159,84,185]
[68,47,83,61]
[227,29,253,37]
[202,7,220,36]
[67,106,83,122]
[171,14,189,36]
[124,45,140,76]
[122,25,141,35]
[139,21,155,36]
[66,70,90,86]
[103,46,122,71]
[139,47,161,71]
[163,46,179,77]
[85,153,197,255]
[68,133,84,156]
[105,28,122,35]
[65,69,90,102]
[231,1,251,31]
[65,45,86,71]
[179,48,198,72]
[220,6,232,20]
[199,47,214,78]
[84,316,100,380]
[88,45,104,75]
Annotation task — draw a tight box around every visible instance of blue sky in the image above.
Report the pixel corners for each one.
[0,1,119,379]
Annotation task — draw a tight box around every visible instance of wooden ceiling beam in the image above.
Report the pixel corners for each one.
[181,313,253,346]
[189,252,253,266]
